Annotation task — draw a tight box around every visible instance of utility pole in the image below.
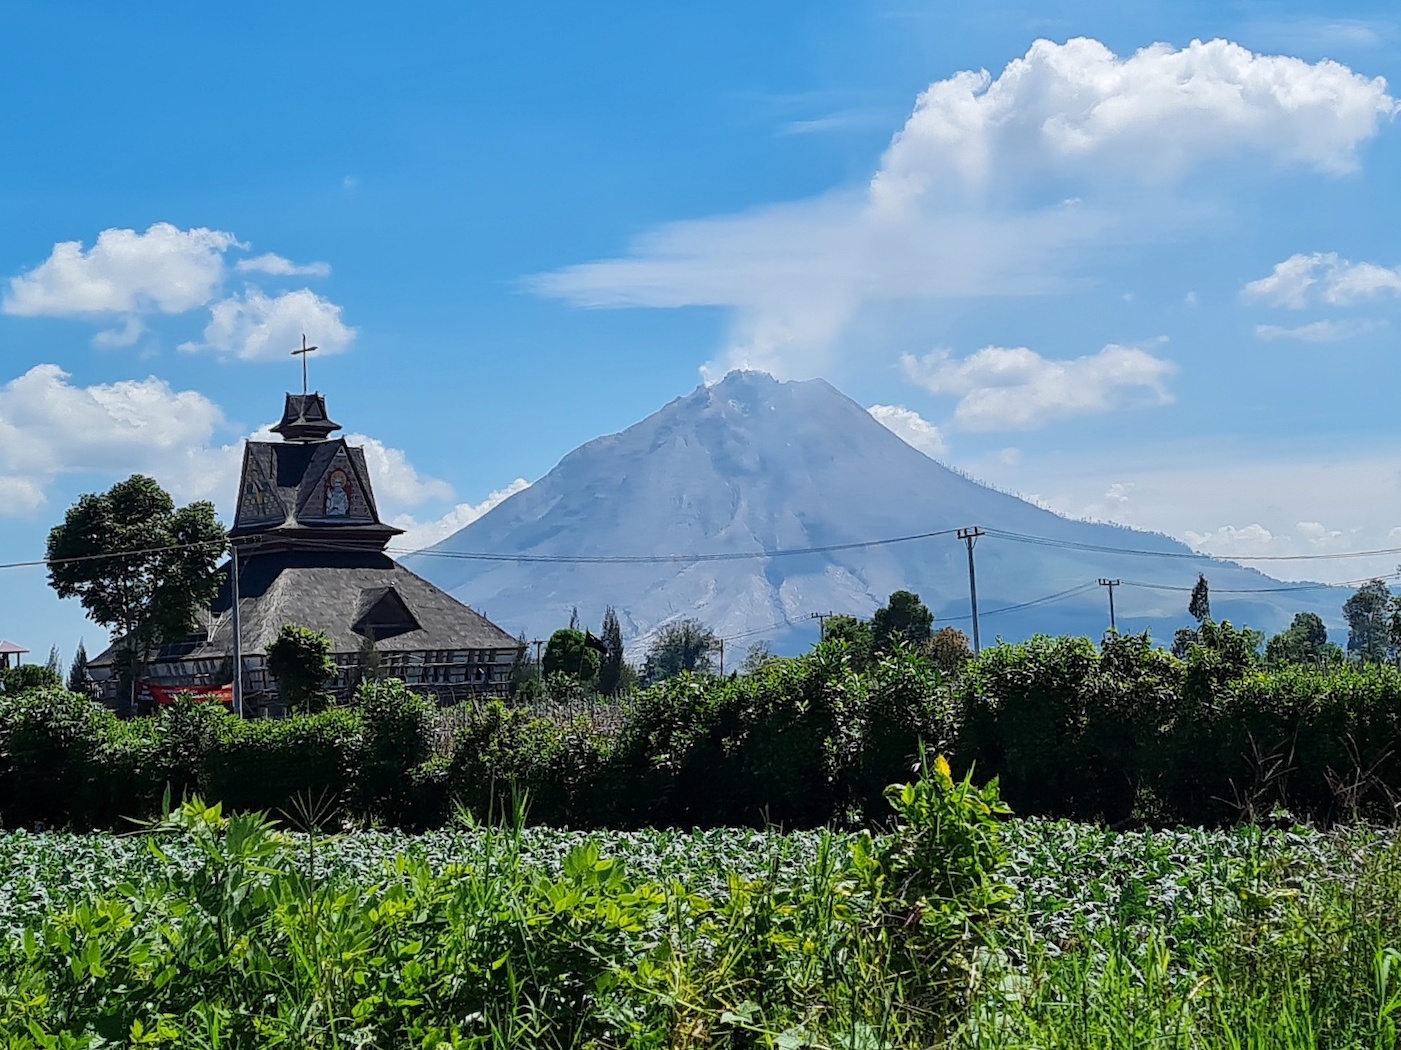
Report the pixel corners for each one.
[230,540,243,718]
[958,527,984,655]
[1098,578,1121,633]
[716,637,724,676]
[810,611,835,641]
[531,639,545,678]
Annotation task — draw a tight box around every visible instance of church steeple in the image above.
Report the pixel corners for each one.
[271,392,342,442]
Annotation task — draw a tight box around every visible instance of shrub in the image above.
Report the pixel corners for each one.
[1,663,64,695]
[202,708,362,822]
[445,701,609,826]
[265,623,336,713]
[355,678,436,821]
[0,687,113,828]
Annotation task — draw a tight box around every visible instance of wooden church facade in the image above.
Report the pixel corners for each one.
[90,391,522,713]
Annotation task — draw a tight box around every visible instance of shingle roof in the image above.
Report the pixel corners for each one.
[90,551,520,668]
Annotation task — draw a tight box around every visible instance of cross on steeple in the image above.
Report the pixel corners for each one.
[291,334,319,395]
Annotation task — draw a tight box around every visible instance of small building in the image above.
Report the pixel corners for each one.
[0,641,28,671]
[90,391,522,713]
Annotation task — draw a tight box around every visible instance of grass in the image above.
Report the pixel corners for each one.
[1,802,1400,1046]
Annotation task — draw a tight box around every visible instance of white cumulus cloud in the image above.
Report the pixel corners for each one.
[900,342,1176,431]
[391,479,532,554]
[1243,252,1401,308]
[0,365,226,514]
[4,223,240,318]
[181,288,356,361]
[235,253,331,278]
[535,37,1396,378]
[868,404,948,459]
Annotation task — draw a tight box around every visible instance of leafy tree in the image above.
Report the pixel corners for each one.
[266,623,337,713]
[872,590,934,652]
[46,475,226,708]
[598,607,625,697]
[1344,579,1392,664]
[642,618,716,682]
[1188,574,1211,624]
[66,640,88,695]
[1,663,63,695]
[1170,627,1199,660]
[738,641,778,675]
[542,628,599,684]
[824,615,873,669]
[1265,612,1334,667]
[925,626,973,677]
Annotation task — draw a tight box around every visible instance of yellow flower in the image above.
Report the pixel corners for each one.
[934,754,952,779]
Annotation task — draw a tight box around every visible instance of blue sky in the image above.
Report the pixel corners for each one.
[3,1,1401,661]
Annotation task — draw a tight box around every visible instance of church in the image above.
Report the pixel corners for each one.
[89,385,523,714]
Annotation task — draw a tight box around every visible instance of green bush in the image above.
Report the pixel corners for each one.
[355,677,436,822]
[202,708,362,822]
[1,663,64,695]
[0,687,113,828]
[445,700,609,826]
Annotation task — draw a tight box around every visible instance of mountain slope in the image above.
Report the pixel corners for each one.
[407,371,1344,656]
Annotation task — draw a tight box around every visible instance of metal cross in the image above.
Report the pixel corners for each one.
[291,334,319,395]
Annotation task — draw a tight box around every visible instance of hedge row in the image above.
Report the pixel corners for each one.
[4,631,1401,830]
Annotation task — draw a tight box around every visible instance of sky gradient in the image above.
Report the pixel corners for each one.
[3,1,1400,660]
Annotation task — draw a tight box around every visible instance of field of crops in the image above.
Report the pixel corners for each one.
[3,803,1400,1049]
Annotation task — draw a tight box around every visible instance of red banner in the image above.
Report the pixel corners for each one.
[145,684,234,706]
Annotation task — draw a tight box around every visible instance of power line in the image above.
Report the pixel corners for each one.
[388,528,963,565]
[985,528,1401,563]
[0,538,228,572]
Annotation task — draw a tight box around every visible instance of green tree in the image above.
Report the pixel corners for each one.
[43,646,60,676]
[1188,574,1211,623]
[642,618,716,682]
[824,614,873,668]
[1,663,63,695]
[598,607,625,697]
[265,623,338,713]
[46,475,226,709]
[1265,612,1333,667]
[542,628,599,684]
[872,590,934,652]
[1344,579,1393,664]
[66,640,88,695]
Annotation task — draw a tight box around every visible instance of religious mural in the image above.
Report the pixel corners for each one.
[305,448,371,521]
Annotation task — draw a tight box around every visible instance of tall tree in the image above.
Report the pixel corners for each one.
[1265,612,1332,667]
[598,606,625,697]
[542,628,600,684]
[46,475,226,707]
[67,640,88,695]
[872,590,934,652]
[44,646,60,675]
[642,618,717,682]
[1188,574,1211,624]
[1344,579,1392,664]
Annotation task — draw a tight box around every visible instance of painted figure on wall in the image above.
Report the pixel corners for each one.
[325,469,352,516]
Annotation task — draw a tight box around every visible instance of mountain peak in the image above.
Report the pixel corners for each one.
[409,374,1340,656]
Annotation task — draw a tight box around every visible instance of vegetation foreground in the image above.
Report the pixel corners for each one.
[3,770,1401,1048]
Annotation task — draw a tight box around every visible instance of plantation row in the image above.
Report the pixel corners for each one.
[4,624,1401,830]
[3,793,1400,1046]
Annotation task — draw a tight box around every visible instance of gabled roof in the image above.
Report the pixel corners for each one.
[90,550,521,669]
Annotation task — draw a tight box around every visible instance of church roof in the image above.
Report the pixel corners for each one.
[90,550,521,668]
[271,392,341,441]
[231,430,402,549]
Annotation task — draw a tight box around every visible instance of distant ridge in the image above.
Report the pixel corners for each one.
[407,371,1344,656]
